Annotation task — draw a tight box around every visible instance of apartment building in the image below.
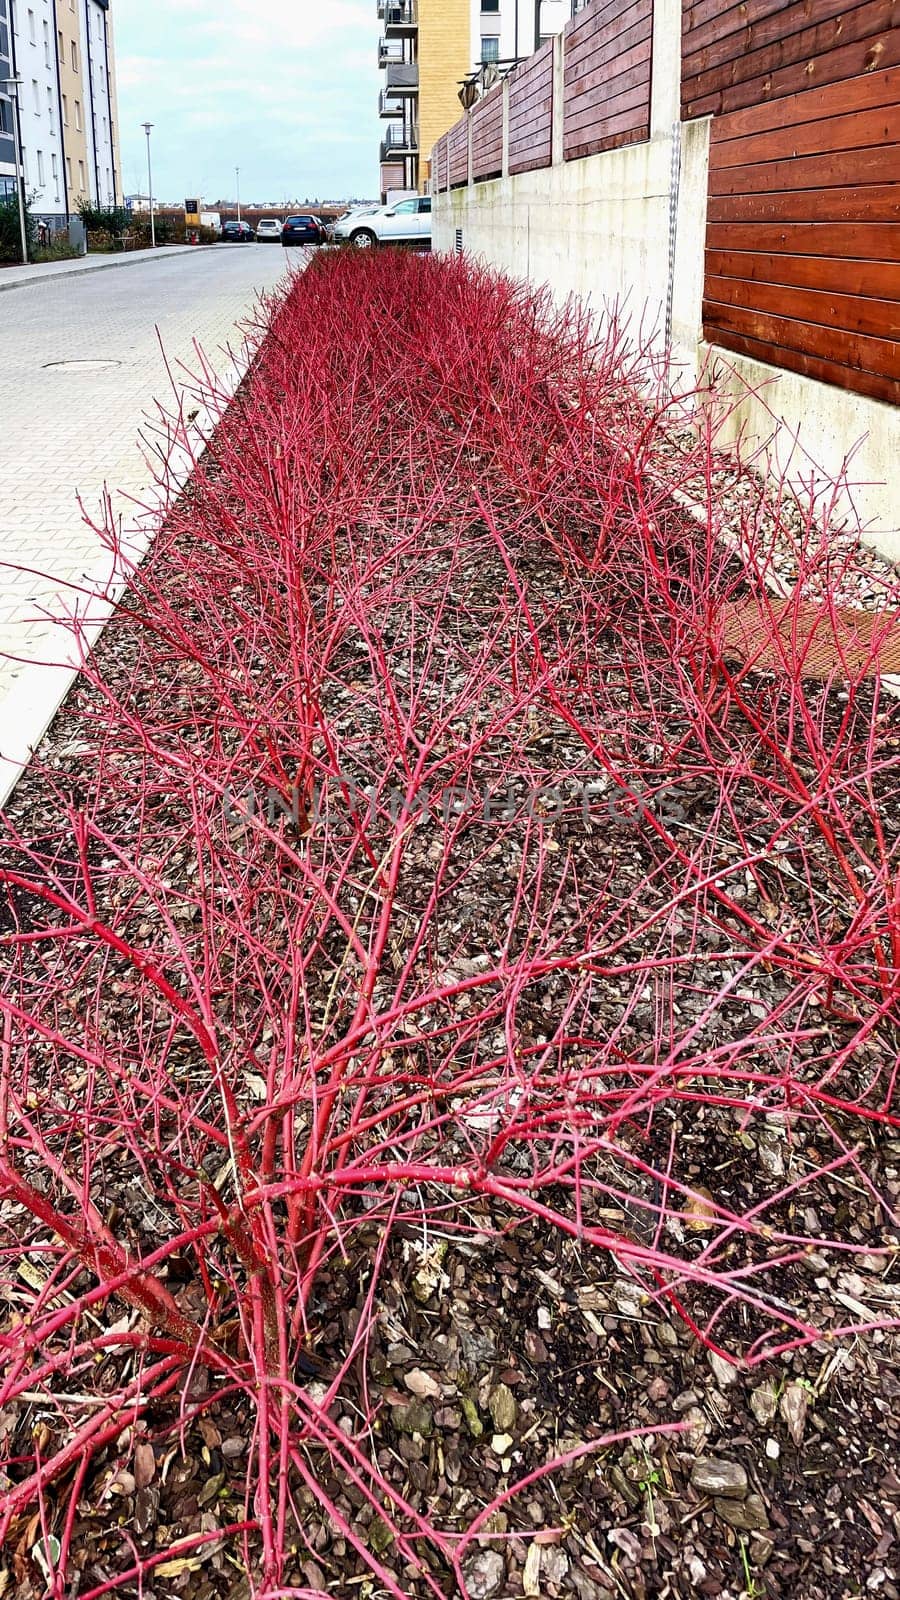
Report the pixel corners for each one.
[0,0,118,237]
[378,0,577,199]
[0,0,16,204]
[11,0,66,227]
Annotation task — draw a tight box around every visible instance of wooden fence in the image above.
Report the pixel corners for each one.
[563,0,652,160]
[703,66,900,406]
[472,84,504,182]
[448,117,470,188]
[508,40,554,175]
[682,0,900,120]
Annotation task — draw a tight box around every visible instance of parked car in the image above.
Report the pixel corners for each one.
[256,217,283,242]
[332,197,431,249]
[281,215,327,248]
[222,220,256,242]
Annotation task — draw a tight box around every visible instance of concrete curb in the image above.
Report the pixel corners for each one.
[0,244,202,293]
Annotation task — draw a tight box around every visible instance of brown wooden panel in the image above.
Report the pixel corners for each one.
[701,297,900,379]
[472,86,503,182]
[448,117,469,188]
[706,247,900,302]
[709,65,900,139]
[702,64,900,403]
[706,223,900,261]
[707,186,900,224]
[685,25,900,120]
[705,273,900,340]
[685,0,872,59]
[711,107,897,168]
[683,0,895,118]
[509,40,553,174]
[563,0,652,161]
[702,327,900,406]
[431,136,447,194]
[708,145,898,197]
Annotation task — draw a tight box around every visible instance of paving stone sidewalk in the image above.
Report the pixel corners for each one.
[0,245,292,804]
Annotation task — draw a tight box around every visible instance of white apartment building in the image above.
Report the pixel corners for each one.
[0,0,17,205]
[81,0,117,207]
[10,0,66,227]
[0,0,118,240]
[470,0,575,70]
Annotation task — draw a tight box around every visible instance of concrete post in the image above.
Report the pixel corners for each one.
[501,78,510,179]
[467,110,473,187]
[650,0,682,137]
[551,31,565,167]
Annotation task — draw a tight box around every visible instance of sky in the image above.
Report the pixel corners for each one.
[114,0,383,206]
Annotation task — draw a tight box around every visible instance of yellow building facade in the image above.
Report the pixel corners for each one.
[378,0,471,199]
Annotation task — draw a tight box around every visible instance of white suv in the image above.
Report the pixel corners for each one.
[333,197,432,249]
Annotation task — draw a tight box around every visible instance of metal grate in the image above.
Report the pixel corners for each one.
[455,228,463,255]
[719,599,900,681]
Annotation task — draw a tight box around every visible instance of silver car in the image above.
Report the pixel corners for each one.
[256,218,283,242]
[333,198,431,249]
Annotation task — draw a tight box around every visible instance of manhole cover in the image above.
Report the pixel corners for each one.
[43,358,122,372]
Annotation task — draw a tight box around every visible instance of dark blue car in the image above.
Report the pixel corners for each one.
[281,215,326,247]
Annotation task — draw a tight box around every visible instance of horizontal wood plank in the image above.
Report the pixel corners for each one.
[708,65,900,139]
[705,273,900,339]
[706,222,900,261]
[710,106,897,167]
[709,145,898,197]
[701,297,900,378]
[702,326,900,405]
[707,185,900,224]
[684,25,900,119]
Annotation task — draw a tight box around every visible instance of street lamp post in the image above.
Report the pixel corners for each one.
[235,166,241,223]
[141,121,155,247]
[2,77,28,265]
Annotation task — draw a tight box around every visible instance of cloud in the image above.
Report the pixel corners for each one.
[115,0,382,203]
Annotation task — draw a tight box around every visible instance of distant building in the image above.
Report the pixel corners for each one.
[377,0,578,200]
[0,0,120,235]
[0,0,16,206]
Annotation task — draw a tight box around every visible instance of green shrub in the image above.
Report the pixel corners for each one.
[0,193,36,263]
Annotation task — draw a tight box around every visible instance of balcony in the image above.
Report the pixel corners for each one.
[380,123,419,161]
[379,89,405,119]
[378,39,404,68]
[377,0,417,33]
[384,62,419,94]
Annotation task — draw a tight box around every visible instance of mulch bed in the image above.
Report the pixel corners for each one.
[0,250,898,1599]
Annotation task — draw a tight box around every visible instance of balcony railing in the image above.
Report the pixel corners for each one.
[378,39,405,68]
[379,89,404,118]
[384,62,419,93]
[380,123,419,160]
[377,0,417,31]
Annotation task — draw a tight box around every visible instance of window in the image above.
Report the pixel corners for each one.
[27,10,36,45]
[70,39,77,72]
[0,99,11,136]
[74,100,81,131]
[481,0,500,9]
[393,199,418,214]
[77,159,85,190]
[43,19,49,66]
[419,197,432,213]
[480,35,500,62]
[32,78,40,114]
[66,154,72,186]
[62,94,68,124]
[36,148,44,184]
[51,151,58,184]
